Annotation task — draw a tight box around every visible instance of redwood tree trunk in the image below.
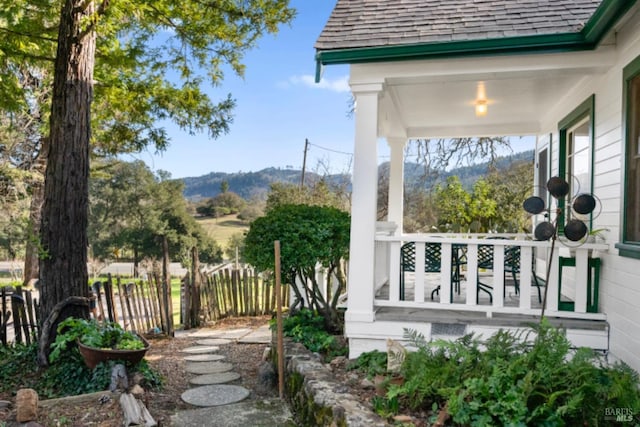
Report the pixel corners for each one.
[22,139,49,288]
[38,0,97,365]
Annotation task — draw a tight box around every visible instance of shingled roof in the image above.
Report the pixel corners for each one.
[316,0,602,51]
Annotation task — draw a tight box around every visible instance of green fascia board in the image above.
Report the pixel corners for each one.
[316,33,587,66]
[582,0,636,43]
[315,0,637,81]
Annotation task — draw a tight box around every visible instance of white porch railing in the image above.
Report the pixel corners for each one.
[374,234,608,320]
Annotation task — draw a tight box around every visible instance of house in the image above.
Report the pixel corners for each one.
[315,0,640,373]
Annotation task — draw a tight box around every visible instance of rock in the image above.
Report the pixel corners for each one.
[110,364,129,392]
[262,346,271,361]
[22,422,44,427]
[393,414,413,423]
[329,356,347,371]
[256,361,276,394]
[0,400,11,409]
[16,388,38,422]
[130,384,145,397]
[360,378,375,389]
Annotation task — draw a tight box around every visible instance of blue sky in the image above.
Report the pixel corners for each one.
[132,1,534,179]
[131,1,354,179]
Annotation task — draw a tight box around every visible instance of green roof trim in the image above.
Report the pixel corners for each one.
[315,0,635,82]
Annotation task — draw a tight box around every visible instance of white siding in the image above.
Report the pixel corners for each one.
[536,6,640,372]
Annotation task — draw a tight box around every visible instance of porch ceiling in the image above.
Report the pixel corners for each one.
[353,48,617,139]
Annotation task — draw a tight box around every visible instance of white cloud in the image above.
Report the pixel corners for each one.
[285,74,350,93]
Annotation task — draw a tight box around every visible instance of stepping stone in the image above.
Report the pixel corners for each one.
[181,345,220,354]
[185,361,233,374]
[189,371,241,386]
[189,328,251,339]
[181,384,250,407]
[196,338,232,346]
[184,354,226,362]
[171,398,293,426]
[237,325,271,344]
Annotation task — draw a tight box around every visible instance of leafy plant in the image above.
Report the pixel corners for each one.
[0,340,162,399]
[50,318,145,363]
[346,350,388,379]
[372,320,640,425]
[274,308,348,360]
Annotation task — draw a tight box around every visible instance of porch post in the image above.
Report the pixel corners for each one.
[387,138,406,233]
[346,83,382,323]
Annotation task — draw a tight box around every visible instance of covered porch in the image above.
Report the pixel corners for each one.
[333,48,615,358]
[345,231,610,357]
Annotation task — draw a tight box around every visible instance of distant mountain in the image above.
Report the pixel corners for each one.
[181,167,350,201]
[181,150,534,201]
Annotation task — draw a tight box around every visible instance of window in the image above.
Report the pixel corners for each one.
[618,55,640,258]
[558,95,594,225]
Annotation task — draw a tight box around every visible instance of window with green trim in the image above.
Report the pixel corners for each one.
[621,55,640,252]
[558,95,595,224]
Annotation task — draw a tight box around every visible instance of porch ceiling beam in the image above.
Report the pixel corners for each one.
[378,90,407,139]
[407,122,541,139]
[350,47,617,84]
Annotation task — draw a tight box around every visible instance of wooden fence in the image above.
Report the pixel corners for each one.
[1,273,173,347]
[90,274,173,336]
[0,286,38,346]
[2,265,285,344]
[185,266,287,325]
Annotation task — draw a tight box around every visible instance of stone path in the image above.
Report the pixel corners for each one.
[171,324,293,426]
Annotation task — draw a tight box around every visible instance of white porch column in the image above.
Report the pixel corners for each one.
[346,83,383,323]
[387,138,406,233]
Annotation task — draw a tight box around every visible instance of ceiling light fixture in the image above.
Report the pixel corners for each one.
[475,99,488,117]
[475,82,489,117]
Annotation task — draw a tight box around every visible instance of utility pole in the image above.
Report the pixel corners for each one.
[300,138,309,188]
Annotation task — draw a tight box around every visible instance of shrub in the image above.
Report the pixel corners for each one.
[374,320,640,425]
[274,308,347,361]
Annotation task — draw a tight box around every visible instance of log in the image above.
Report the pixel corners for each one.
[120,392,157,427]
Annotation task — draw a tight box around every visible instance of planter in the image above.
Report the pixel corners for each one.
[78,335,150,369]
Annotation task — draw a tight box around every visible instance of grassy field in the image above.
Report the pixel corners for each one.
[197,214,249,251]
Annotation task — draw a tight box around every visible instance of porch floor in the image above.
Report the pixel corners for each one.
[374,273,607,332]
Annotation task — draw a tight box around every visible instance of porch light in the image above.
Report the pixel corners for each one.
[475,99,488,117]
[474,82,489,117]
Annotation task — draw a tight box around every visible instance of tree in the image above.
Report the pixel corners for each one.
[244,204,350,331]
[89,160,222,269]
[0,0,294,364]
[433,176,472,232]
[486,161,534,233]
[265,180,349,213]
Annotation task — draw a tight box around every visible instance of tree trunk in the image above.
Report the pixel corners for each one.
[22,138,49,288]
[38,0,97,365]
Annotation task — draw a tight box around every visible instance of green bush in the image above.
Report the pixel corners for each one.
[274,308,347,360]
[346,350,388,379]
[374,320,640,425]
[0,340,162,399]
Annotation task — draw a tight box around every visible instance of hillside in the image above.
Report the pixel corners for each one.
[181,167,350,201]
[181,150,534,200]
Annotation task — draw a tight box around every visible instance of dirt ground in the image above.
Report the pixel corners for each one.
[0,315,414,427]
[0,316,277,427]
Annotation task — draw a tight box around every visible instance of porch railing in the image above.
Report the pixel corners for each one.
[374,234,608,320]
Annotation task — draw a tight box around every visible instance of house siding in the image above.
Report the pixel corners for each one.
[537,5,640,372]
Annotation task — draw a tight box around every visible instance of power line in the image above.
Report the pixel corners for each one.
[307,142,353,156]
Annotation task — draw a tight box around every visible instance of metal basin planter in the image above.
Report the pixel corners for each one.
[78,334,150,369]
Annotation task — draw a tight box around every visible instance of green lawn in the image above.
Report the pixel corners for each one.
[197,214,249,251]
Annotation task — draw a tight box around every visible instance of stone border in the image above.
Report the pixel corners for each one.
[280,341,387,427]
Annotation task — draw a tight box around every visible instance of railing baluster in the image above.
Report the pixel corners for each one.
[441,242,452,304]
[414,242,425,303]
[493,246,505,308]
[519,245,532,309]
[574,249,589,313]
[465,244,478,305]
